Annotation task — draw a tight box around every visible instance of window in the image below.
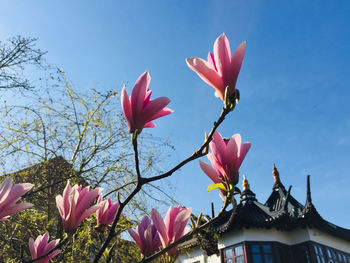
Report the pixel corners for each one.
[223,244,246,263]
[250,243,274,263]
[313,244,326,263]
[311,243,350,263]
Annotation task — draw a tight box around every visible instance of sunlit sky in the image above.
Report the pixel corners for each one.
[1,1,350,228]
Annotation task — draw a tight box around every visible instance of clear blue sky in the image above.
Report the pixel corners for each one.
[1,1,350,228]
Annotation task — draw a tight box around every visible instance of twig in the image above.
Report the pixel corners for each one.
[93,104,233,262]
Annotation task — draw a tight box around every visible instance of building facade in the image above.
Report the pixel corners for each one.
[178,165,350,263]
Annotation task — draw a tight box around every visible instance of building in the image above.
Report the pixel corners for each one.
[178,165,350,263]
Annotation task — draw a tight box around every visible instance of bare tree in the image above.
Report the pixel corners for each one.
[0,36,46,90]
[0,71,177,262]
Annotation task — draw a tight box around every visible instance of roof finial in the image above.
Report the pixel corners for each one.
[242,174,250,190]
[272,163,281,184]
[306,175,312,203]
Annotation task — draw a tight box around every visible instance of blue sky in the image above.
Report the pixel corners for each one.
[1,1,350,228]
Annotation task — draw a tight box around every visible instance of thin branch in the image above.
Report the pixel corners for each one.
[93,103,233,262]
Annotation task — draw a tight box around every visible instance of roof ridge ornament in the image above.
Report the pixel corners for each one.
[272,163,281,184]
[242,174,250,191]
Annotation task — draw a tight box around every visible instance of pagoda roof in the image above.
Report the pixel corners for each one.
[209,167,350,243]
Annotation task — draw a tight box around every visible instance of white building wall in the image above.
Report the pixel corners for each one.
[178,227,350,262]
[176,248,220,263]
[176,248,204,263]
[218,227,309,248]
[308,228,350,253]
[218,227,350,253]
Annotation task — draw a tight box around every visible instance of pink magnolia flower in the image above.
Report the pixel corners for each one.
[28,232,60,263]
[151,206,192,255]
[121,71,173,134]
[199,132,251,191]
[95,194,121,232]
[0,176,33,221]
[55,181,103,233]
[186,34,246,101]
[128,216,161,256]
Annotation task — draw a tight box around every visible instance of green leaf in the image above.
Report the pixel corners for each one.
[207,183,227,192]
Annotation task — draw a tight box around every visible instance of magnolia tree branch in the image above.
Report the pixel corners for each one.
[93,101,236,262]
[145,105,232,184]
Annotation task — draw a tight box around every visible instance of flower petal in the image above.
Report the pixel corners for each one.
[209,132,226,166]
[131,71,151,116]
[128,228,142,249]
[0,202,33,219]
[199,160,221,184]
[28,237,36,259]
[144,122,156,128]
[151,209,168,248]
[0,177,13,205]
[173,208,192,241]
[149,107,173,122]
[121,86,133,132]
[237,142,251,168]
[141,97,171,123]
[213,34,231,80]
[207,52,217,71]
[186,57,225,99]
[229,41,246,91]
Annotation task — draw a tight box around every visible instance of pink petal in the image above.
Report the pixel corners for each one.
[207,52,217,71]
[62,181,72,218]
[226,134,240,162]
[213,34,231,80]
[104,203,119,225]
[228,41,246,91]
[149,107,173,122]
[0,202,33,218]
[209,132,226,166]
[164,206,181,240]
[128,228,142,249]
[75,188,101,221]
[121,86,133,133]
[151,209,168,248]
[207,153,226,177]
[96,200,108,225]
[0,183,33,209]
[76,202,104,228]
[139,216,151,230]
[65,188,79,228]
[28,237,36,259]
[45,239,60,253]
[186,57,225,99]
[55,195,65,219]
[37,232,49,256]
[237,142,251,168]
[151,225,161,250]
[141,97,171,123]
[173,208,192,241]
[144,122,156,128]
[0,177,13,204]
[144,224,154,256]
[199,161,221,184]
[131,71,151,116]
